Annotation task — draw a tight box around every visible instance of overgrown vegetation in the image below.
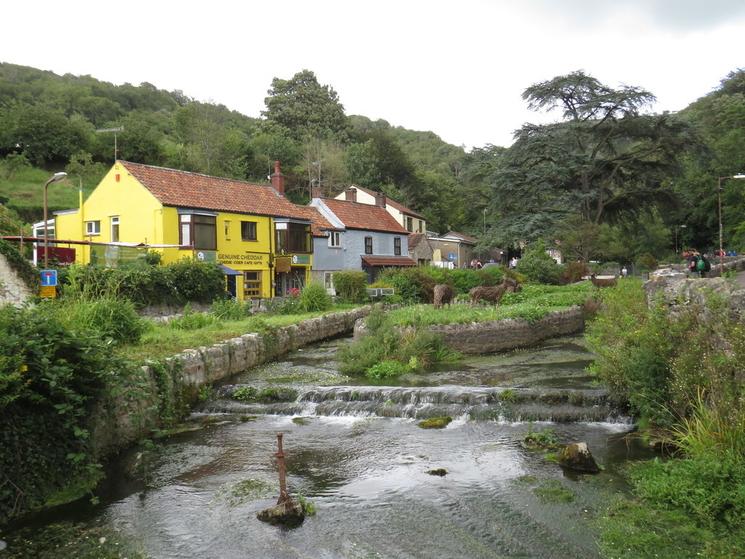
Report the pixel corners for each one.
[58,261,226,307]
[0,304,128,524]
[337,308,458,379]
[587,280,745,557]
[0,239,37,291]
[331,270,368,303]
[377,265,505,304]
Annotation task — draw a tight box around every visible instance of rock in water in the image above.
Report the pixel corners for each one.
[557,442,600,473]
[426,468,448,476]
[256,499,305,527]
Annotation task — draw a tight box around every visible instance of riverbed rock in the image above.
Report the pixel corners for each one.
[557,442,600,473]
[256,499,305,527]
[418,416,452,429]
[426,468,448,476]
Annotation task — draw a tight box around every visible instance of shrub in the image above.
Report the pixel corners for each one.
[211,298,251,321]
[53,296,148,344]
[169,305,217,330]
[338,308,457,376]
[299,282,332,312]
[332,271,368,303]
[0,305,125,523]
[59,260,226,307]
[366,360,409,380]
[562,261,589,283]
[516,241,562,284]
[379,267,438,303]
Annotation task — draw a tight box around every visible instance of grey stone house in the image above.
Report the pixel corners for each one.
[309,194,415,290]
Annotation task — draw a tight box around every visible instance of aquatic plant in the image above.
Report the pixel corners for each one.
[418,416,452,429]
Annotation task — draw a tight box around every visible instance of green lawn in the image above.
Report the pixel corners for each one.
[385,282,593,327]
[118,304,361,362]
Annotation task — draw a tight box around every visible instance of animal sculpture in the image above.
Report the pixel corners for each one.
[590,274,617,288]
[433,284,455,309]
[469,278,522,305]
[469,284,507,305]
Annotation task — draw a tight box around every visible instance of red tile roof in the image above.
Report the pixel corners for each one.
[120,161,308,220]
[293,206,341,237]
[321,198,409,234]
[361,255,416,267]
[349,185,425,220]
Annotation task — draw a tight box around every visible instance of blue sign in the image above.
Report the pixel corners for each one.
[40,269,58,287]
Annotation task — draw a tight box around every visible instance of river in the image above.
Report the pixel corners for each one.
[10,336,652,558]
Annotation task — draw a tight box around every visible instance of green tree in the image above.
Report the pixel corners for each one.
[490,71,696,247]
[263,70,348,141]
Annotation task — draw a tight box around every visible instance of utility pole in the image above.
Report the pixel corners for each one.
[95,127,124,162]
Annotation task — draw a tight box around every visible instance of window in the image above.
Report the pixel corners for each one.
[275,222,311,253]
[328,231,341,247]
[86,220,101,235]
[110,216,119,242]
[224,220,231,240]
[394,237,401,256]
[243,270,262,298]
[418,221,423,233]
[406,216,413,232]
[364,236,373,254]
[179,214,216,250]
[241,221,257,241]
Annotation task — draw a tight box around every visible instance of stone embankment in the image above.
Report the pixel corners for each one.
[354,307,586,354]
[91,306,371,455]
[0,253,33,307]
[431,308,585,353]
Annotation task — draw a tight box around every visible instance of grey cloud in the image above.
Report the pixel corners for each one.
[526,0,745,30]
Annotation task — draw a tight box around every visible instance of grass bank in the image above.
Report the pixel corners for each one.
[118,304,360,362]
[385,282,592,327]
[587,279,745,558]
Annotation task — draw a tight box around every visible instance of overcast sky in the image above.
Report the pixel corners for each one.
[2,1,744,148]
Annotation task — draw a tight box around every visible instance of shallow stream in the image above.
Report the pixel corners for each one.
[12,336,653,558]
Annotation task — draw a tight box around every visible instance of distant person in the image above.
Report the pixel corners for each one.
[688,252,699,276]
[509,257,518,269]
[621,266,628,278]
[476,260,483,269]
[697,254,711,278]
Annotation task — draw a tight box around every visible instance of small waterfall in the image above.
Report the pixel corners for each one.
[206,384,628,423]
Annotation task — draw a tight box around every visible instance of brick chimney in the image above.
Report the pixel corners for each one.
[270,161,285,195]
[311,184,322,199]
[374,191,386,208]
[345,187,357,202]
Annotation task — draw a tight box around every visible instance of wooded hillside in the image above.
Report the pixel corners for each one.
[1,62,744,266]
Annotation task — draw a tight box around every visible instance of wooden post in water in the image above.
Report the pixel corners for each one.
[257,432,305,526]
[276,432,289,504]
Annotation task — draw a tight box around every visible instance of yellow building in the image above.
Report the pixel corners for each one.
[55,161,313,300]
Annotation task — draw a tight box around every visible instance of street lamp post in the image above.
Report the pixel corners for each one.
[43,172,67,268]
[717,174,745,274]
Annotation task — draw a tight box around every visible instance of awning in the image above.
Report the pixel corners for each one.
[361,255,417,267]
[218,264,242,276]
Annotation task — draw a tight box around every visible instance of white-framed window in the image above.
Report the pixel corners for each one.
[394,237,402,256]
[328,231,341,247]
[86,220,101,235]
[110,216,120,242]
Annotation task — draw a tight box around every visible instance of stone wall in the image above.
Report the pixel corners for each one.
[0,253,33,307]
[91,306,371,455]
[353,307,585,354]
[429,308,585,354]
